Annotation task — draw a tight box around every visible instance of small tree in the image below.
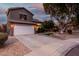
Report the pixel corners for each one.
[36,20,54,33]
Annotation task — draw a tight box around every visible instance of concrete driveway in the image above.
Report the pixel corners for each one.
[15,34,79,56]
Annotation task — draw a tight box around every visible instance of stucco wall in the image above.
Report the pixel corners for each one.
[7,9,33,22]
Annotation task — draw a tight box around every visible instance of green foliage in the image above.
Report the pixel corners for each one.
[43,3,79,32]
[43,3,69,16]
[36,26,45,33]
[42,20,54,29]
[36,20,54,33]
[76,14,79,26]
[53,26,59,32]
[0,32,8,45]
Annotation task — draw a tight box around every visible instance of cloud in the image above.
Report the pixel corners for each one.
[0,3,50,21]
[0,3,32,8]
[29,8,45,15]
[0,3,45,15]
[32,3,44,11]
[33,15,51,22]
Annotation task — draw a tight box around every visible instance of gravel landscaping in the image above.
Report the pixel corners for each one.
[0,36,31,56]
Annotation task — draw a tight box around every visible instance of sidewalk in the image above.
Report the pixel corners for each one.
[15,34,79,56]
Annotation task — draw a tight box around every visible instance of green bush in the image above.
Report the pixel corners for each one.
[36,25,45,33]
[53,26,59,32]
[42,20,54,29]
[36,20,54,33]
[0,32,8,45]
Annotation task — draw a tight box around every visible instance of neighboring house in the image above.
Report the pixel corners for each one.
[7,7,35,35]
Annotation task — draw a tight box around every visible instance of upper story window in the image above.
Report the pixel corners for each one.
[19,14,27,20]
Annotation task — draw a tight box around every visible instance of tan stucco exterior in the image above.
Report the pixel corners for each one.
[7,7,34,36]
[7,7,33,22]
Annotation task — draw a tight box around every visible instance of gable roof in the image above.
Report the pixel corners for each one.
[7,7,33,16]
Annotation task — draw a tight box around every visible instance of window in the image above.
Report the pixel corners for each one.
[19,14,27,20]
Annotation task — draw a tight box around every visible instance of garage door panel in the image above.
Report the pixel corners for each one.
[14,24,34,35]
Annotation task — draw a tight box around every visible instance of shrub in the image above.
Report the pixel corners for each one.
[53,26,59,32]
[42,20,54,29]
[36,20,54,33]
[35,24,45,33]
[0,32,8,45]
[67,29,72,34]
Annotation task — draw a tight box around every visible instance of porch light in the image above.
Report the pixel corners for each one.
[36,23,41,26]
[10,24,15,29]
[33,23,41,31]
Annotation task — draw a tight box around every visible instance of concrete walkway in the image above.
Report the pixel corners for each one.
[15,34,79,56]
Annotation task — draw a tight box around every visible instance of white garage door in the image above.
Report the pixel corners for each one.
[14,24,34,35]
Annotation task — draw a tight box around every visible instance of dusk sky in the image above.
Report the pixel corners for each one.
[0,3,50,21]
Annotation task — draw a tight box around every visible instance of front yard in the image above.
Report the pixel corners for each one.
[0,36,31,56]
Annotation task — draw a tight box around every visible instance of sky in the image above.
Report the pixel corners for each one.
[0,3,50,21]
